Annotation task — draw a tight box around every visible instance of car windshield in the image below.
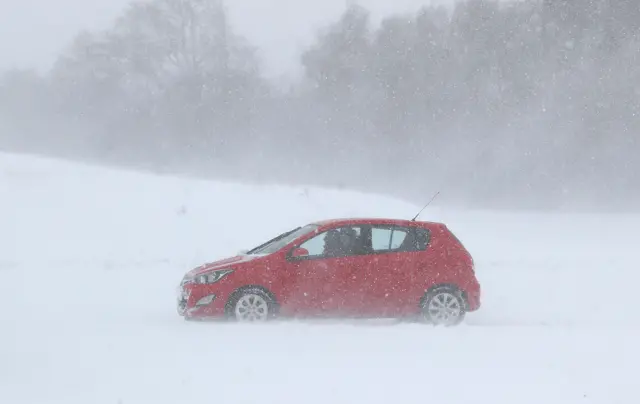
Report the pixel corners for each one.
[246,224,319,255]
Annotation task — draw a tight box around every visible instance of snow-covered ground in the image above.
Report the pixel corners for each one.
[1,151,638,404]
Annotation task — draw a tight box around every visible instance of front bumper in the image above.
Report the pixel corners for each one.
[176,285,190,316]
[176,282,227,318]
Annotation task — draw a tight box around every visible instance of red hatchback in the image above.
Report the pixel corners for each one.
[176,218,481,326]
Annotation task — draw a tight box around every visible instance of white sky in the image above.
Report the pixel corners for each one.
[0,0,454,80]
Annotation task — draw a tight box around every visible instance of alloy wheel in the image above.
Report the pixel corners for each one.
[234,293,269,322]
[426,291,463,326]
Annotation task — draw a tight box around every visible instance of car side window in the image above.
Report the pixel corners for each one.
[372,227,409,252]
[298,226,363,258]
[371,225,428,253]
[372,227,393,250]
[415,228,430,250]
[390,229,407,249]
[299,231,327,257]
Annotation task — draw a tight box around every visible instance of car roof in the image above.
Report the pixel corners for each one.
[311,217,444,228]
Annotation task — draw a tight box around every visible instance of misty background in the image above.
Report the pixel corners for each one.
[1,0,638,211]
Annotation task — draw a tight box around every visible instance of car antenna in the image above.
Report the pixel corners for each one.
[411,191,440,222]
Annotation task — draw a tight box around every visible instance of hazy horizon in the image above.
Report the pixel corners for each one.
[1,0,638,212]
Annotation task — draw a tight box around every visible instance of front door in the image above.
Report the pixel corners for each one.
[280,225,366,317]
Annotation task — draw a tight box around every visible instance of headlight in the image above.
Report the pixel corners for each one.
[195,269,234,285]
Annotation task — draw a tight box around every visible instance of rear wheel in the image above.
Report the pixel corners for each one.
[226,287,278,322]
[420,286,466,326]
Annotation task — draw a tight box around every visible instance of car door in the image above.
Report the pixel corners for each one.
[360,225,422,317]
[280,225,366,317]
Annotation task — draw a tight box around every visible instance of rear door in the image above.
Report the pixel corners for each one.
[360,224,430,317]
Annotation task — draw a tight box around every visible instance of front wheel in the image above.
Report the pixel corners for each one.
[420,286,466,326]
[226,287,278,322]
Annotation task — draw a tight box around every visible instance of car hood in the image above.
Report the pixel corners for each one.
[186,254,267,277]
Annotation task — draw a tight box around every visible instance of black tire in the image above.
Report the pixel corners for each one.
[225,287,279,322]
[420,286,467,326]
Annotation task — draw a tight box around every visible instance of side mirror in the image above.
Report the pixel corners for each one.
[291,247,309,258]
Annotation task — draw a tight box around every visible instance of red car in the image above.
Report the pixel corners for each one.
[176,218,480,326]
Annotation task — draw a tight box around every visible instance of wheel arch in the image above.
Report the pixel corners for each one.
[420,283,469,309]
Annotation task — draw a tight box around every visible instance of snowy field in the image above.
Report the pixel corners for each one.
[1,151,639,404]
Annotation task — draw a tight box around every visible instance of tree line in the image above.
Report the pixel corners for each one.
[1,0,639,210]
